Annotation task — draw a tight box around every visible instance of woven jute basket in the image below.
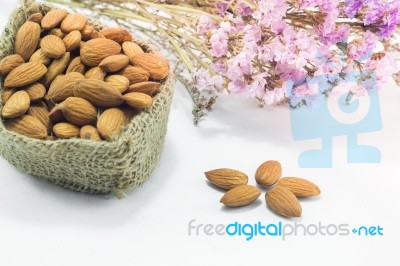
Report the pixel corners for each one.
[0,0,175,197]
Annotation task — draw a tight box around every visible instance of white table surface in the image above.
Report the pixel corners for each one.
[1,1,400,265]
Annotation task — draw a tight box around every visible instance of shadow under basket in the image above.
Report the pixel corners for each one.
[0,1,175,198]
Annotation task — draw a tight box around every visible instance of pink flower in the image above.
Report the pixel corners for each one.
[210,28,229,57]
[293,82,319,97]
[197,15,215,35]
[195,68,224,92]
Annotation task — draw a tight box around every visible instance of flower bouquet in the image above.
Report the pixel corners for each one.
[47,0,400,123]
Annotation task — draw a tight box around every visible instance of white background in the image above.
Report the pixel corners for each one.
[1,1,400,265]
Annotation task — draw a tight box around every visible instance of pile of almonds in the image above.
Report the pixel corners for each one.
[0,9,169,141]
[205,160,321,218]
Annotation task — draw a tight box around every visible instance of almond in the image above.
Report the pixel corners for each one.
[63,30,82,51]
[84,67,106,81]
[53,122,80,139]
[27,101,52,134]
[75,79,123,107]
[105,75,129,93]
[41,9,68,30]
[27,12,43,24]
[24,82,46,102]
[100,28,133,44]
[80,38,121,66]
[49,28,66,39]
[0,54,24,75]
[90,30,105,39]
[41,52,70,87]
[123,92,153,109]
[220,185,261,207]
[99,54,129,72]
[1,90,30,118]
[40,35,66,59]
[66,56,86,74]
[80,125,101,141]
[48,102,65,123]
[127,81,161,96]
[205,168,248,190]
[255,160,282,187]
[6,115,47,139]
[60,14,87,33]
[5,62,47,87]
[47,72,85,102]
[97,108,125,140]
[276,177,321,197]
[29,49,51,66]
[122,41,144,58]
[1,87,16,103]
[62,97,97,126]
[14,21,41,61]
[266,187,302,218]
[81,24,94,41]
[117,66,150,84]
[130,53,169,80]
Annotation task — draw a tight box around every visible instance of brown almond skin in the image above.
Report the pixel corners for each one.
[53,122,80,139]
[27,13,43,24]
[117,66,150,85]
[127,82,161,96]
[41,9,68,30]
[15,21,41,61]
[75,79,123,107]
[40,35,66,59]
[47,72,85,102]
[6,115,47,139]
[80,125,101,141]
[100,28,133,44]
[122,41,144,58]
[97,108,125,140]
[41,52,70,87]
[49,28,66,39]
[81,24,94,41]
[48,103,66,124]
[63,30,82,52]
[1,90,30,118]
[1,87,16,103]
[255,160,282,187]
[266,187,302,218]
[0,54,25,76]
[276,177,321,197]
[62,97,98,126]
[29,49,51,66]
[123,92,153,109]
[60,14,87,33]
[24,82,46,102]
[205,168,248,190]
[84,67,106,81]
[27,101,52,134]
[220,185,261,207]
[66,57,86,74]
[80,38,121,66]
[130,53,169,80]
[5,62,47,87]
[99,54,129,72]
[105,75,129,93]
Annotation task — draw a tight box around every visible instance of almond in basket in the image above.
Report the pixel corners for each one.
[0,10,170,142]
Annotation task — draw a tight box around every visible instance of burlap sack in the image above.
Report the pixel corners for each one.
[0,0,175,197]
